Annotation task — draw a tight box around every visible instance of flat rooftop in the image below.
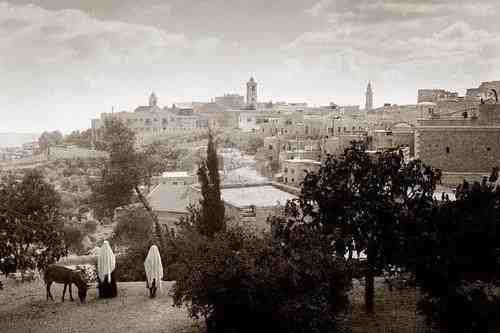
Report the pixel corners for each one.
[284,159,321,164]
[162,171,191,178]
[148,183,195,213]
[221,185,296,208]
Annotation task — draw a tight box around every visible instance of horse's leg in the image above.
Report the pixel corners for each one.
[62,283,67,302]
[46,281,54,301]
[69,283,74,301]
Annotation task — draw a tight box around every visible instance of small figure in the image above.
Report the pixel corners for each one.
[144,245,163,298]
[97,241,117,298]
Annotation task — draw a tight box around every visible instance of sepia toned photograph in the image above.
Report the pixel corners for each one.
[1,1,500,332]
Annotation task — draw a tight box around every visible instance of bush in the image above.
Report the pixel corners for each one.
[114,247,148,282]
[170,224,350,333]
[84,220,98,234]
[112,207,157,282]
[113,207,153,244]
[419,281,500,332]
[412,179,500,332]
[62,224,84,254]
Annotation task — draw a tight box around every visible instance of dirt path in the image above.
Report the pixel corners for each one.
[0,279,201,333]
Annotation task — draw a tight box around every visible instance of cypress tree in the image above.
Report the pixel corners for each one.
[197,130,225,237]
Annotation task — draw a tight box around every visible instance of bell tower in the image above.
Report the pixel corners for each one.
[149,92,158,108]
[246,77,258,109]
[365,82,373,111]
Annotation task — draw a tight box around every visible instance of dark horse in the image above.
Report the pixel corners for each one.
[44,264,88,303]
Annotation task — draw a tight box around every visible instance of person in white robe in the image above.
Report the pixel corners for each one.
[97,241,117,298]
[144,245,163,298]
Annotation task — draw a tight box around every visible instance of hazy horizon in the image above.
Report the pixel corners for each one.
[2,0,500,133]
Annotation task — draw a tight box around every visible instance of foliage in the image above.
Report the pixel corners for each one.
[38,130,63,152]
[137,142,173,191]
[170,224,350,333]
[114,247,148,282]
[292,142,439,313]
[83,220,98,234]
[63,129,92,148]
[413,177,500,332]
[89,118,141,219]
[196,131,225,238]
[62,224,84,254]
[88,117,165,237]
[112,207,157,282]
[0,169,66,271]
[113,207,154,246]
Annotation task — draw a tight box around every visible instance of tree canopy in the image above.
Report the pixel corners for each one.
[0,169,66,270]
[277,142,439,313]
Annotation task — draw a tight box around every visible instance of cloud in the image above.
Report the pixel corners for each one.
[305,0,334,17]
[0,2,193,69]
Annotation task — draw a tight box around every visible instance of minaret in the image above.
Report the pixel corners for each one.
[365,82,373,111]
[149,92,158,108]
[246,77,258,109]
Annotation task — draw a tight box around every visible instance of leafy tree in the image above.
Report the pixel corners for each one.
[89,117,165,246]
[63,129,92,148]
[113,207,154,245]
[0,169,66,271]
[171,224,350,333]
[291,143,438,313]
[38,130,63,152]
[196,131,225,238]
[413,176,500,331]
[138,142,173,192]
[62,224,84,254]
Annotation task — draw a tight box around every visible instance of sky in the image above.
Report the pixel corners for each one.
[2,0,500,133]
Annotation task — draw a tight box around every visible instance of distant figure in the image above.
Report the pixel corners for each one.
[97,241,117,298]
[144,245,163,298]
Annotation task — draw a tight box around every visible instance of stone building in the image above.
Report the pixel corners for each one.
[187,183,296,232]
[466,81,500,103]
[246,77,258,109]
[365,82,373,111]
[370,125,415,156]
[281,159,321,187]
[91,93,209,147]
[415,104,500,185]
[418,89,459,103]
[214,93,245,108]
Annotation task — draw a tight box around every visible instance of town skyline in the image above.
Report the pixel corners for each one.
[3,0,500,133]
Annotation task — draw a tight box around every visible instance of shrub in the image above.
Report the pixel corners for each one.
[412,179,500,332]
[170,225,350,333]
[114,247,148,282]
[419,281,500,332]
[62,224,84,254]
[84,220,98,234]
[112,207,157,282]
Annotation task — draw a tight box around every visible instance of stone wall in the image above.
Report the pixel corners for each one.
[48,146,108,160]
[415,126,500,173]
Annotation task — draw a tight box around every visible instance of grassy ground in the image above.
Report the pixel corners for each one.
[0,278,201,333]
[343,278,434,333]
[0,276,433,333]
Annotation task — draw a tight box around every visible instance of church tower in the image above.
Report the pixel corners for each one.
[149,92,158,108]
[246,77,258,109]
[365,82,373,111]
